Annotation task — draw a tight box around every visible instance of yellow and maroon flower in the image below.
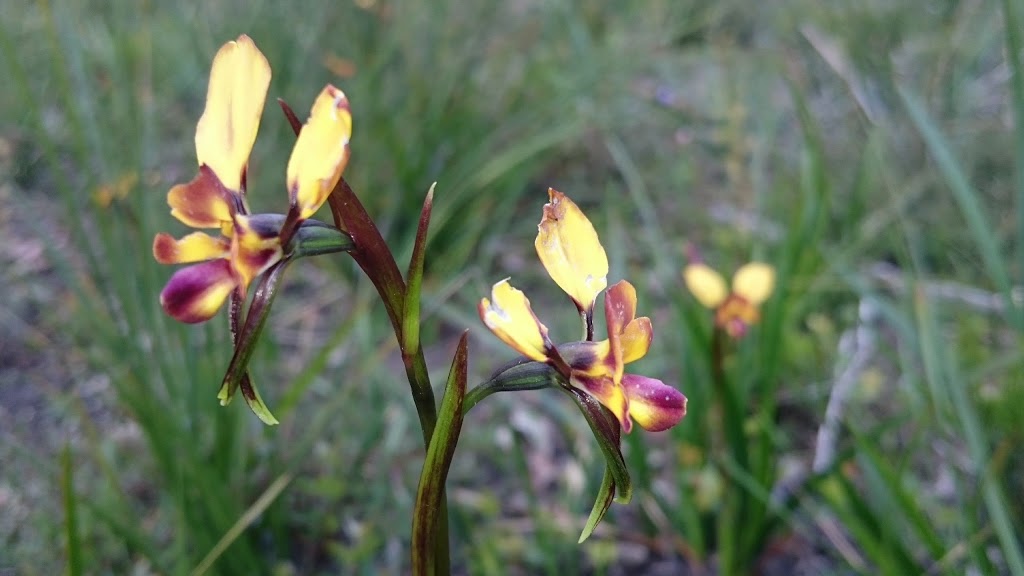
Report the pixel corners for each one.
[479,190,686,434]
[683,260,775,339]
[152,35,352,324]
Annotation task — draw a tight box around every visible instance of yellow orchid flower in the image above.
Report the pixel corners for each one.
[153,35,352,324]
[683,260,775,338]
[480,191,686,434]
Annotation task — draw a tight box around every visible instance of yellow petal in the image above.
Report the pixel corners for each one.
[620,317,652,364]
[535,189,609,313]
[286,85,352,219]
[732,262,775,305]
[153,231,230,264]
[683,263,727,309]
[478,279,550,362]
[194,35,271,192]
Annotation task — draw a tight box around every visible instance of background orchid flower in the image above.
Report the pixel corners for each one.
[152,35,352,324]
[684,260,775,339]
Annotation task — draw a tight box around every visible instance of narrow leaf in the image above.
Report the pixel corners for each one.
[899,87,1018,326]
[915,293,1024,575]
[403,183,436,357]
[1002,0,1024,292]
[578,466,615,543]
[277,98,303,135]
[411,332,468,576]
[61,445,83,576]
[190,474,293,576]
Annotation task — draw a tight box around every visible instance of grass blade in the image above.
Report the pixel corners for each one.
[1002,0,1024,286]
[898,87,1019,327]
[914,291,1024,575]
[190,474,293,576]
[61,446,84,576]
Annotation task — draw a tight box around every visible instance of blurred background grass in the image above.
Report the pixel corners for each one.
[2,0,1024,574]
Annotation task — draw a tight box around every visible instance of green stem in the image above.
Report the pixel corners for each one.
[277,105,449,573]
[463,359,558,414]
[710,328,749,576]
[323,182,447,573]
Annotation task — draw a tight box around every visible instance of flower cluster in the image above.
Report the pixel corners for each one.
[479,189,686,433]
[683,259,775,339]
[153,35,352,324]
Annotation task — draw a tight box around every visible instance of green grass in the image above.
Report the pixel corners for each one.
[2,0,1024,574]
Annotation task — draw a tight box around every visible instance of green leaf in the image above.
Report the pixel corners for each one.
[1003,0,1024,288]
[411,332,468,576]
[914,292,1024,575]
[62,445,84,576]
[402,183,436,358]
[578,467,615,543]
[190,474,293,576]
[898,87,1018,327]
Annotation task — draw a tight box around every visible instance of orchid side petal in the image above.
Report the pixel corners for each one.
[620,317,652,364]
[604,280,638,381]
[153,231,230,264]
[716,296,760,339]
[478,279,551,363]
[604,280,638,333]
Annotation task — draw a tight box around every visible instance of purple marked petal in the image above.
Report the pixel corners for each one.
[159,259,237,324]
[622,374,686,432]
